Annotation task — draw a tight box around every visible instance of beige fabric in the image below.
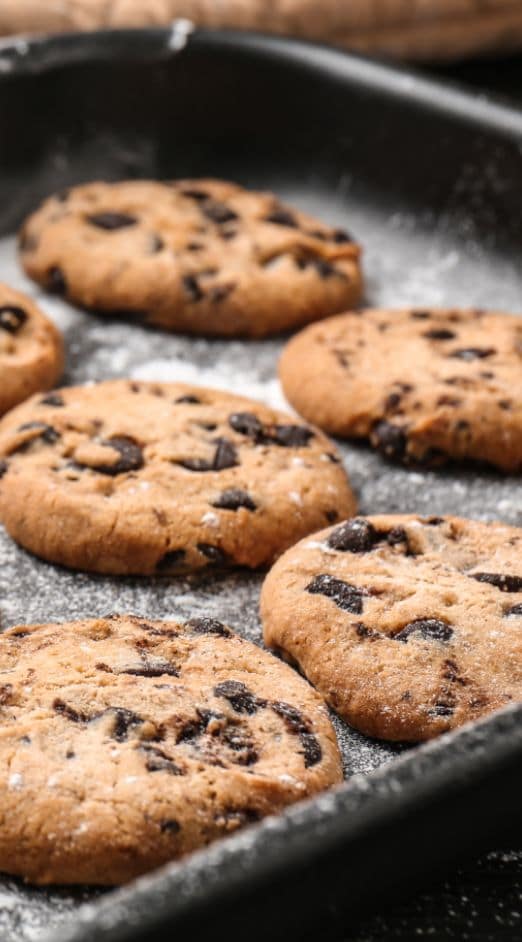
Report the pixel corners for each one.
[0,0,522,61]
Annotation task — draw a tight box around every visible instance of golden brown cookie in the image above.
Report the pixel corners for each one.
[262,514,522,742]
[0,613,342,885]
[0,282,63,417]
[279,308,522,472]
[0,379,356,574]
[19,179,362,337]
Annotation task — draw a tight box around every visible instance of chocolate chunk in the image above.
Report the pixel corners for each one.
[156,549,186,572]
[197,543,227,565]
[312,258,338,279]
[387,527,408,546]
[213,437,239,470]
[265,208,298,228]
[0,460,8,479]
[327,518,378,553]
[429,703,455,717]
[201,201,238,225]
[183,274,204,303]
[423,328,456,340]
[332,229,353,243]
[109,707,145,742]
[86,212,137,230]
[140,744,185,775]
[40,392,64,407]
[229,411,263,439]
[0,305,28,334]
[212,488,257,511]
[180,188,209,201]
[450,347,496,360]
[214,680,266,714]
[92,436,144,475]
[150,235,164,253]
[210,283,236,303]
[53,699,90,724]
[175,395,201,404]
[160,819,181,834]
[471,572,522,593]
[395,619,454,643]
[270,425,313,447]
[222,726,259,766]
[505,603,522,617]
[306,574,366,614]
[176,709,222,742]
[185,617,232,638]
[122,658,179,678]
[17,422,60,445]
[271,701,322,768]
[411,310,431,319]
[371,421,407,461]
[47,267,67,295]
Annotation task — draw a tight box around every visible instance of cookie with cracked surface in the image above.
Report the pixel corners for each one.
[0,282,63,417]
[0,379,356,574]
[261,514,522,741]
[19,179,363,338]
[279,307,522,471]
[0,613,341,885]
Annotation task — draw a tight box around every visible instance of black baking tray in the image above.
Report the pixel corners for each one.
[0,26,521,942]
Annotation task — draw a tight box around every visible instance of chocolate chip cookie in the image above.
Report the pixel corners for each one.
[19,179,363,337]
[279,308,522,471]
[0,613,341,885]
[0,379,356,574]
[0,282,63,417]
[262,514,522,741]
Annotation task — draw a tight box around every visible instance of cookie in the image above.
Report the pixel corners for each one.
[19,179,362,337]
[0,379,356,574]
[279,307,522,471]
[0,613,341,885]
[0,281,63,417]
[262,514,522,742]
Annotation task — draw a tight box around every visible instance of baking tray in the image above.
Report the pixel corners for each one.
[0,25,521,942]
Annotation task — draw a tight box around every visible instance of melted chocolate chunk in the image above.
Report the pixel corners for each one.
[271,701,322,767]
[371,421,407,461]
[47,267,67,295]
[450,347,496,361]
[176,709,222,742]
[265,208,298,228]
[87,212,138,230]
[327,518,378,553]
[0,305,28,334]
[140,744,185,775]
[471,572,522,593]
[395,619,454,643]
[197,543,227,565]
[332,229,353,243]
[423,328,456,340]
[185,617,232,638]
[387,526,408,546]
[306,574,366,614]
[156,549,186,572]
[180,188,209,201]
[40,392,64,407]
[122,658,179,678]
[160,819,181,834]
[429,703,455,717]
[222,726,258,766]
[0,460,8,479]
[212,489,257,511]
[214,680,266,714]
[90,436,144,475]
[201,201,238,225]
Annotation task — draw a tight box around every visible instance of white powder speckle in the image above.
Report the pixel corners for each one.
[8,773,23,790]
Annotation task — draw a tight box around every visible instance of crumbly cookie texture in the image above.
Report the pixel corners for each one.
[279,307,522,472]
[19,179,362,338]
[0,281,63,417]
[0,613,341,885]
[0,379,356,574]
[262,514,522,742]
